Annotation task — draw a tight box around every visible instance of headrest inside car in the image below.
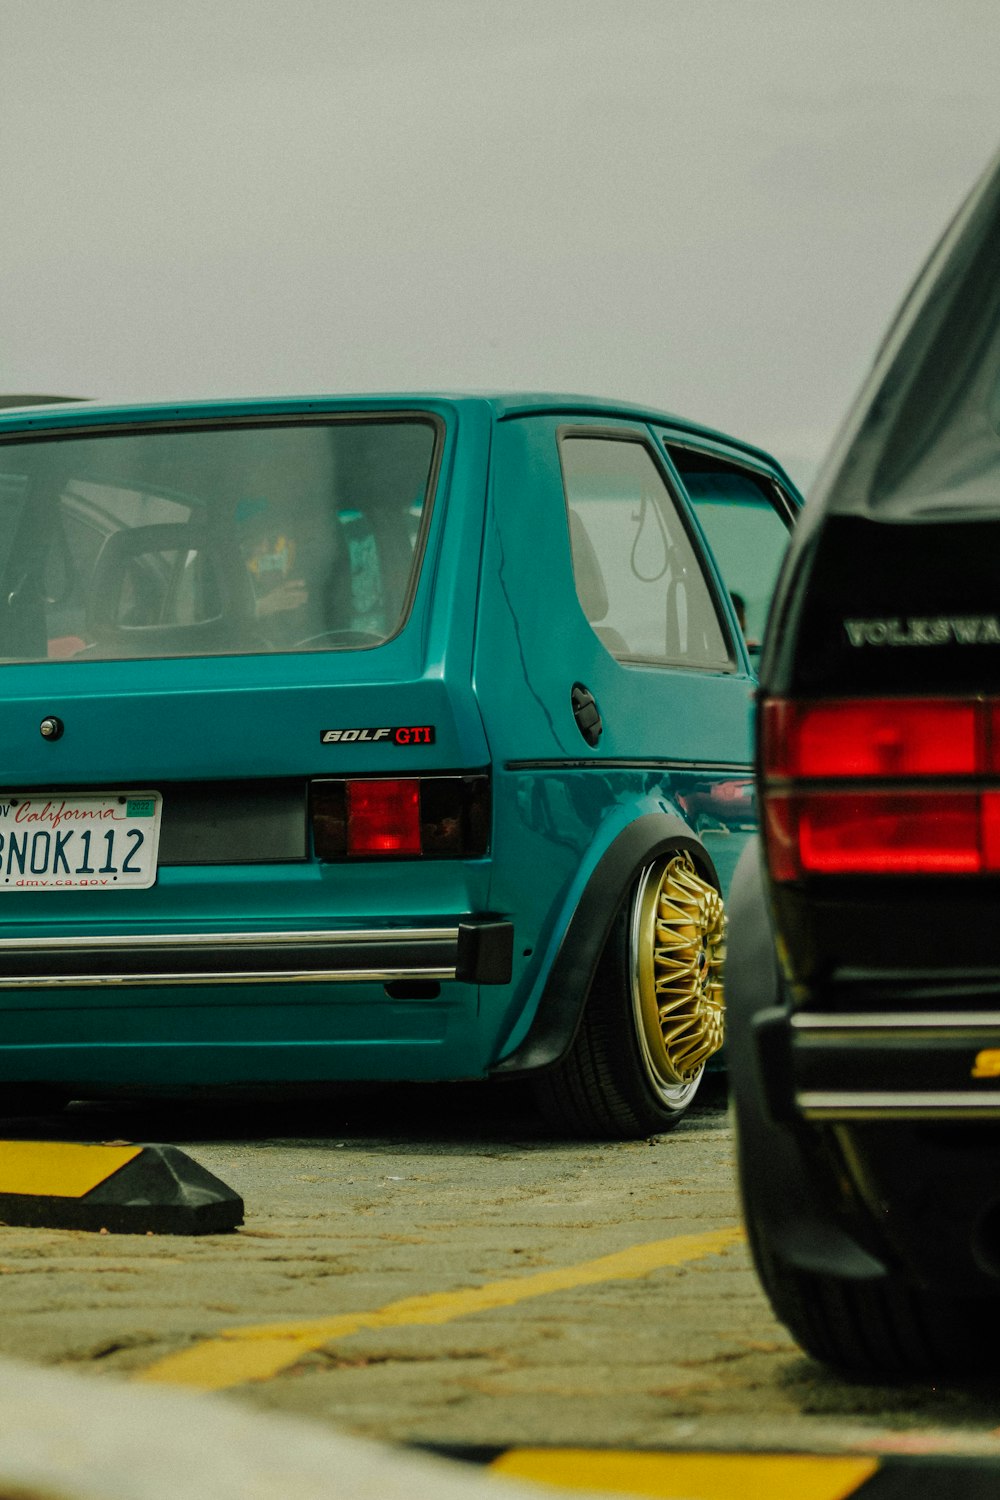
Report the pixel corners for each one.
[568,510,609,624]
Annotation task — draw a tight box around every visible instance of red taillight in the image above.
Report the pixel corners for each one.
[310,775,490,860]
[347,779,421,855]
[761,697,1000,880]
[766,791,985,878]
[762,698,982,778]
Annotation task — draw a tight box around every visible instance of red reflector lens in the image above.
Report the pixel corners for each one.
[762,795,799,883]
[762,698,980,779]
[766,790,984,877]
[347,780,421,856]
[983,791,1000,871]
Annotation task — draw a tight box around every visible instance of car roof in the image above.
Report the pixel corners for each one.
[805,145,1000,524]
[0,391,788,478]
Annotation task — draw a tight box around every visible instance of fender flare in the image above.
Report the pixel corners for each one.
[492,812,719,1076]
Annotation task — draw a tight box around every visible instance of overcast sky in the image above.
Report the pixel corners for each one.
[2,0,999,488]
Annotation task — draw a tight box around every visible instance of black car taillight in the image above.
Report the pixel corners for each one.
[760,697,1000,879]
[310,774,490,860]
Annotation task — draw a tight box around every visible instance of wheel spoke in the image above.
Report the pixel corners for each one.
[632,851,726,1090]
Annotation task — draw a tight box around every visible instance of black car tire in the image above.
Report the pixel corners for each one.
[531,851,725,1139]
[738,1122,1000,1378]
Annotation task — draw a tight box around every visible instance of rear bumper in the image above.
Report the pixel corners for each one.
[751,1005,1000,1293]
[728,847,1000,1293]
[785,1003,1000,1120]
[0,920,514,990]
[761,878,1000,1120]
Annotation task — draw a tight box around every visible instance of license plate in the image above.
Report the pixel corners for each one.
[0,792,162,892]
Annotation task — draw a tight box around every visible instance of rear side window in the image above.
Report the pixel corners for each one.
[0,417,438,663]
[559,435,732,669]
[666,446,793,653]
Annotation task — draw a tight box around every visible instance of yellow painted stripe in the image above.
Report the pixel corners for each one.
[139,1224,744,1389]
[491,1450,880,1500]
[0,1141,141,1199]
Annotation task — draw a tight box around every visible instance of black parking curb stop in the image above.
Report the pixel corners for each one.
[0,1141,243,1234]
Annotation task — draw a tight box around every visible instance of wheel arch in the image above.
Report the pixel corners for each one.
[491,811,720,1077]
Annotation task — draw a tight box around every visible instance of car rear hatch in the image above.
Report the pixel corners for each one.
[0,402,499,996]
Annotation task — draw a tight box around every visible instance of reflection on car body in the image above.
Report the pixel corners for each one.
[678,778,756,832]
[727,147,1000,1371]
[0,392,798,1137]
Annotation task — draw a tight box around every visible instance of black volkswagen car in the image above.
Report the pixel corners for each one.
[727,146,1000,1375]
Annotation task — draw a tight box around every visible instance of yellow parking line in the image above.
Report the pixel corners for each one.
[491,1450,880,1500]
[138,1224,744,1390]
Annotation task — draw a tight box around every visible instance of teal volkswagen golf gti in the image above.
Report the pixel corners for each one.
[0,394,798,1136]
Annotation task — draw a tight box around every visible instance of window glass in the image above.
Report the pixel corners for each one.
[0,419,437,662]
[668,448,793,653]
[559,436,731,669]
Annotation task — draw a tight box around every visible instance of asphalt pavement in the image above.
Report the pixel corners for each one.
[4,1085,1000,1497]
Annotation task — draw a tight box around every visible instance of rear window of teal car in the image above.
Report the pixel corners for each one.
[0,417,439,662]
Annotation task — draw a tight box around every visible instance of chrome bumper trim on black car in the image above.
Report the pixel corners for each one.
[0,921,514,989]
[799,1091,1000,1119]
[791,1010,1000,1035]
[790,1010,1000,1120]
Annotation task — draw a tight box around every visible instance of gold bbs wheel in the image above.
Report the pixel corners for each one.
[629,851,726,1108]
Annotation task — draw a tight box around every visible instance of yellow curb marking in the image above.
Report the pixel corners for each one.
[492,1450,880,1500]
[0,1141,141,1199]
[139,1224,745,1390]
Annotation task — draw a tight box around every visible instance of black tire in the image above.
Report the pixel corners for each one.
[741,1149,1000,1378]
[731,988,1000,1378]
[531,851,725,1139]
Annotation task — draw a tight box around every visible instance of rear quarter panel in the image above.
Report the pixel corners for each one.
[473,412,759,1063]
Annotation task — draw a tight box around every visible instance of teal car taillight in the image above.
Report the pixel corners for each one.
[310,774,490,859]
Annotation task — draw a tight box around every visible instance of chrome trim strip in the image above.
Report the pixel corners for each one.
[799,1090,1000,1118]
[0,966,456,991]
[792,1012,1000,1031]
[504,758,751,774]
[0,927,458,952]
